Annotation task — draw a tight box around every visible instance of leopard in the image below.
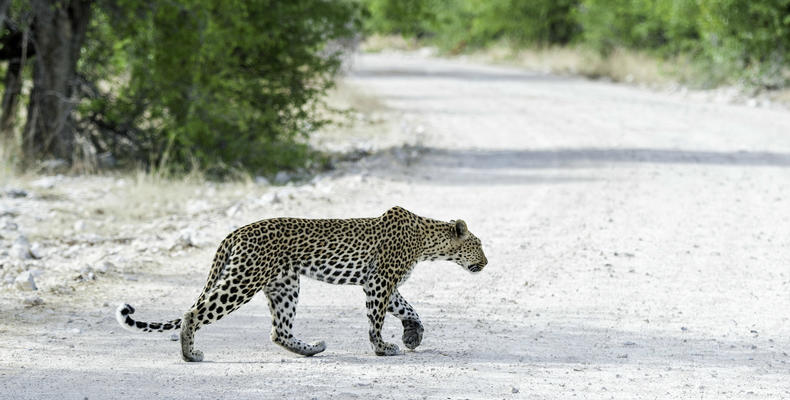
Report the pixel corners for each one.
[115,206,488,362]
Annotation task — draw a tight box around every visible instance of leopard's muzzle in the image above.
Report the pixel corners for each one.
[467,257,488,273]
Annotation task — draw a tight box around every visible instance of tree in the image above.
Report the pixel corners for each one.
[22,0,92,164]
[0,0,33,141]
[79,0,360,174]
[0,0,360,174]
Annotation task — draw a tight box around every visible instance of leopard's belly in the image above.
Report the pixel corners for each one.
[296,257,373,285]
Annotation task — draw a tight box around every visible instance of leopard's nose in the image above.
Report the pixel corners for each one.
[480,256,488,267]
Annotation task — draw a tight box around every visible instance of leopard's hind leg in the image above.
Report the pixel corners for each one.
[264,274,326,356]
[180,275,259,362]
[180,309,203,362]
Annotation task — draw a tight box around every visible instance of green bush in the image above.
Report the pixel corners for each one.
[362,0,435,37]
[698,0,790,87]
[81,0,360,175]
[362,0,578,50]
[465,0,579,46]
[576,0,700,55]
[362,0,790,88]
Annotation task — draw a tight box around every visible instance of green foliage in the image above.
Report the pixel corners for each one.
[362,0,790,87]
[362,0,578,50]
[698,0,790,87]
[463,0,579,47]
[80,0,360,175]
[362,0,435,37]
[576,0,700,55]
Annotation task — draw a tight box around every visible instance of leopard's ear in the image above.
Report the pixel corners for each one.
[453,220,469,240]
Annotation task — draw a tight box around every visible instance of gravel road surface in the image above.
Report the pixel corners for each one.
[2,52,789,399]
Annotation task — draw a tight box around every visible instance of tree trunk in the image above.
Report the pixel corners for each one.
[1,56,22,138]
[0,0,21,140]
[0,0,9,27]
[23,0,92,165]
[1,28,28,139]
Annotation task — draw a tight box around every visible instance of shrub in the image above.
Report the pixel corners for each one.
[576,0,700,56]
[81,0,361,175]
[698,0,790,87]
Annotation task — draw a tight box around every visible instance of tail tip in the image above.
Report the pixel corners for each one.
[115,303,137,331]
[117,303,135,316]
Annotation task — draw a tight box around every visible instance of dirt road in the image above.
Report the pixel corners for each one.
[2,52,790,399]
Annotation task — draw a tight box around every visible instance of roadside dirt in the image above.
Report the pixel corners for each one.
[2,52,790,399]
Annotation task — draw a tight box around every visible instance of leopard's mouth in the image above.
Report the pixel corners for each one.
[468,264,484,273]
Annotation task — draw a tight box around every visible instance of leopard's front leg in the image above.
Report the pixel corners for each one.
[388,290,423,350]
[364,277,400,356]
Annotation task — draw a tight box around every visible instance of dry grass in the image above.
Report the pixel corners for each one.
[475,45,790,107]
[311,80,399,152]
[360,36,702,88]
[0,140,20,183]
[469,44,693,86]
[360,34,422,53]
[28,171,264,243]
[360,36,790,108]
[768,88,790,105]
[93,171,256,222]
[324,80,388,115]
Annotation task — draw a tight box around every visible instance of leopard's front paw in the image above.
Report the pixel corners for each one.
[304,340,327,356]
[402,320,424,350]
[182,349,204,362]
[373,342,401,356]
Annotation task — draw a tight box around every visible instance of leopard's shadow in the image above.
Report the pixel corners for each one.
[196,311,789,370]
[100,292,785,370]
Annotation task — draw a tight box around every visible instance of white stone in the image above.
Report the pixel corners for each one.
[5,188,28,198]
[12,244,30,260]
[23,295,43,306]
[28,268,44,277]
[0,208,19,217]
[31,176,58,189]
[15,271,37,291]
[15,235,29,246]
[79,267,95,281]
[259,192,281,205]
[226,203,242,217]
[80,233,103,244]
[29,243,43,259]
[73,220,86,231]
[96,260,114,273]
[274,171,291,184]
[12,236,31,260]
[40,160,67,172]
[417,47,435,57]
[170,229,200,249]
[185,199,212,215]
[2,219,18,231]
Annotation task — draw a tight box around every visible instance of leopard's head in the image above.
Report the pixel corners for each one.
[443,220,488,273]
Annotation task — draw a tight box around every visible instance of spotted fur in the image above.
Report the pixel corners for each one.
[115,206,487,361]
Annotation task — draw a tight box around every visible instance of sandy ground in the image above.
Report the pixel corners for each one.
[2,52,790,399]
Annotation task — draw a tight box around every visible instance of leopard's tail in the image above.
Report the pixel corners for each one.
[115,303,182,333]
[115,235,232,334]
